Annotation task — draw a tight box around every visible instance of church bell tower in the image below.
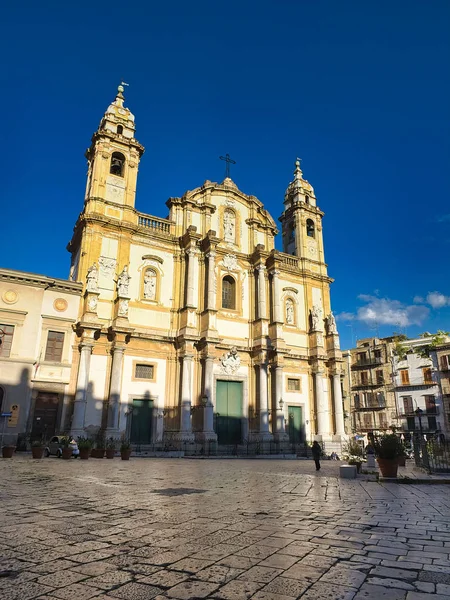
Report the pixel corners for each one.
[279,159,327,277]
[84,83,144,212]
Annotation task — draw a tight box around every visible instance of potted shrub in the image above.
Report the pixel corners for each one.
[91,432,106,458]
[373,434,405,478]
[31,439,45,459]
[342,438,364,473]
[106,437,116,459]
[2,445,15,459]
[77,436,93,460]
[120,438,132,461]
[60,436,73,460]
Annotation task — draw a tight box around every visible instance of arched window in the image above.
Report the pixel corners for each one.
[110,152,125,177]
[117,125,123,135]
[222,275,236,310]
[306,219,315,238]
[305,195,310,204]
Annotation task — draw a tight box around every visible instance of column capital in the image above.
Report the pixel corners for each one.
[186,247,199,257]
[79,342,94,353]
[206,251,216,259]
[256,264,266,273]
[111,345,126,355]
[269,269,281,277]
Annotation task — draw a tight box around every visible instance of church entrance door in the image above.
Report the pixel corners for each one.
[130,399,153,445]
[215,381,243,445]
[287,406,303,444]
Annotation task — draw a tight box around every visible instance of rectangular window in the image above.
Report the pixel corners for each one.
[360,371,369,385]
[0,324,14,358]
[354,394,360,409]
[44,331,64,362]
[440,355,450,371]
[425,395,436,414]
[423,367,433,384]
[400,370,410,385]
[379,412,388,429]
[357,352,366,365]
[403,396,413,414]
[287,378,300,392]
[135,364,154,379]
[428,416,437,430]
[376,370,384,385]
[374,349,382,360]
[363,413,372,428]
[406,416,416,431]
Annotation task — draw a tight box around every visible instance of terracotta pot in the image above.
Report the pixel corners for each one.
[121,449,131,461]
[377,458,398,478]
[91,448,105,458]
[2,446,15,459]
[79,448,90,460]
[31,447,44,459]
[62,447,73,460]
[106,448,115,459]
[397,456,406,467]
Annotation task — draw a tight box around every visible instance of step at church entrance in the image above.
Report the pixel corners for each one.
[215,380,243,445]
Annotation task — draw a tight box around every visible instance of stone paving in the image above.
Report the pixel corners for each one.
[1,457,450,600]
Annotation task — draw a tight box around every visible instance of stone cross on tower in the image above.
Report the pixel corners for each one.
[219,153,236,179]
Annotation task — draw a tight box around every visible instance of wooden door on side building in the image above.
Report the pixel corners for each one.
[130,399,153,445]
[215,381,243,445]
[31,392,59,440]
[287,405,303,444]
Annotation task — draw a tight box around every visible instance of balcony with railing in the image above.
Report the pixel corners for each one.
[351,356,383,369]
[138,213,173,235]
[399,407,439,418]
[394,377,436,389]
[354,401,387,411]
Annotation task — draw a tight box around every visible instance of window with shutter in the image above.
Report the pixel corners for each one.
[44,331,64,362]
[0,324,14,358]
[425,395,436,414]
[423,367,433,384]
[221,276,236,310]
[361,371,369,385]
[440,355,450,371]
[403,396,413,414]
[376,370,384,385]
[400,370,410,385]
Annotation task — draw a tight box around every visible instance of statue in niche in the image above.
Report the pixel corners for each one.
[86,262,99,293]
[310,304,323,331]
[223,210,235,243]
[143,270,156,300]
[285,298,295,325]
[117,265,130,296]
[327,311,337,334]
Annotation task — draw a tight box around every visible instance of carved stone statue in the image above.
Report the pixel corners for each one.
[310,304,323,331]
[327,311,337,334]
[86,262,99,293]
[143,270,156,300]
[285,298,294,325]
[117,265,130,296]
[118,298,129,317]
[223,210,235,243]
[220,347,241,375]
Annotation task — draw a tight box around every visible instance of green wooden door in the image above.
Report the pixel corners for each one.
[130,399,153,444]
[287,406,303,443]
[216,381,243,444]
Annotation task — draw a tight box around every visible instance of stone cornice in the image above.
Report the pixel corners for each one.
[0,268,83,295]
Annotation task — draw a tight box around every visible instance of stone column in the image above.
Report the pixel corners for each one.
[274,366,286,435]
[314,370,330,439]
[259,363,271,438]
[185,248,198,308]
[106,346,125,433]
[206,251,216,310]
[204,356,214,402]
[71,343,93,436]
[333,373,346,436]
[257,265,267,320]
[271,269,282,323]
[180,355,193,434]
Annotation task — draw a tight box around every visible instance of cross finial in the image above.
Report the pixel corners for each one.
[219,153,236,179]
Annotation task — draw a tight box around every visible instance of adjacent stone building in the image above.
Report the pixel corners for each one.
[0,269,82,445]
[64,85,346,452]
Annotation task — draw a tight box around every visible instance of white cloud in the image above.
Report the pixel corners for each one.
[426,291,450,309]
[336,311,355,321]
[413,295,424,304]
[343,295,430,328]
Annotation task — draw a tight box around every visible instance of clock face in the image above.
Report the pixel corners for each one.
[118,109,126,115]
[308,244,317,257]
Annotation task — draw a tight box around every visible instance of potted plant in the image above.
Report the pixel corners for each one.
[77,436,93,460]
[342,439,364,473]
[91,432,106,458]
[106,437,116,459]
[373,434,405,478]
[31,439,45,459]
[120,437,132,461]
[2,445,15,459]
[60,436,73,460]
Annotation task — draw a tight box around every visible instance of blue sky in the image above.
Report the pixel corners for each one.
[3,0,450,349]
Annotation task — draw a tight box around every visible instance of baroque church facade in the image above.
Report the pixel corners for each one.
[66,85,345,451]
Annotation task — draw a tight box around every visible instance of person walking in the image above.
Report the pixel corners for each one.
[311,441,322,471]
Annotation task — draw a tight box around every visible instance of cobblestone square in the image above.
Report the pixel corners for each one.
[1,457,450,599]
